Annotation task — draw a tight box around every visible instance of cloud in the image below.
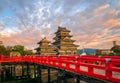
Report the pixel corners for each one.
[1,28,17,37]
[5,16,11,19]
[1,26,44,50]
[103,19,120,27]
[0,0,120,50]
[0,20,5,27]
[94,4,110,15]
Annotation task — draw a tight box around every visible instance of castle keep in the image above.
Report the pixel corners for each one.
[35,26,78,55]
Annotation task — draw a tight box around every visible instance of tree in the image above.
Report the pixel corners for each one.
[111,45,120,55]
[12,45,25,55]
[0,41,12,56]
[6,46,13,55]
[24,50,34,55]
[0,41,3,45]
[0,45,7,55]
[96,49,102,56]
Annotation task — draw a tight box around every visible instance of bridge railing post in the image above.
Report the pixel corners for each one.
[0,55,4,61]
[88,60,93,75]
[105,58,112,80]
[75,56,80,72]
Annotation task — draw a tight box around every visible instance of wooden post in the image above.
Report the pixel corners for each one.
[34,64,36,78]
[76,75,80,83]
[0,63,2,82]
[10,66,12,76]
[63,77,68,83]
[9,66,12,80]
[22,64,24,77]
[3,67,6,82]
[57,69,66,83]
[13,65,16,80]
[48,67,51,83]
[27,63,30,78]
[37,65,42,83]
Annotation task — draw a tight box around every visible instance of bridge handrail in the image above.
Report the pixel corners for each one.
[0,55,120,83]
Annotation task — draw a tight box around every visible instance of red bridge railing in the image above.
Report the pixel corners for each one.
[0,55,120,83]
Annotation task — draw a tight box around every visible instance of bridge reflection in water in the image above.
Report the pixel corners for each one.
[0,55,120,83]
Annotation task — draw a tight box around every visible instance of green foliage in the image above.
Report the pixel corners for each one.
[6,46,13,55]
[12,45,25,55]
[0,44,13,56]
[0,41,34,56]
[96,50,101,55]
[102,53,107,56]
[24,50,34,55]
[0,45,7,55]
[111,45,120,55]
[12,45,34,55]
[109,53,115,56]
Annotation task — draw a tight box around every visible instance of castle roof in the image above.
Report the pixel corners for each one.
[39,45,56,49]
[35,45,57,50]
[54,44,78,47]
[55,26,70,34]
[34,47,40,50]
[37,37,50,44]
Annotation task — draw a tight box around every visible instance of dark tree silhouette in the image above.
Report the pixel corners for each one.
[111,45,120,55]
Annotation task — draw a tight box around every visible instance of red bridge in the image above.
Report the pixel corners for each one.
[0,55,120,83]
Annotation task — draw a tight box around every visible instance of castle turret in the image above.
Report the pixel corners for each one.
[53,26,78,54]
[35,37,56,55]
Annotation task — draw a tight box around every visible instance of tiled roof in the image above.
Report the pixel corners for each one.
[37,37,50,44]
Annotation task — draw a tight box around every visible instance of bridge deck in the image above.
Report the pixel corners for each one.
[0,55,120,83]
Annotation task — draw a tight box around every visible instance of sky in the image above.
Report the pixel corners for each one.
[0,0,120,50]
